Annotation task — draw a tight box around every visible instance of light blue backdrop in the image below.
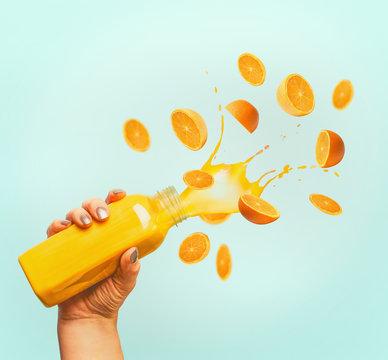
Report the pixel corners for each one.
[1,0,387,358]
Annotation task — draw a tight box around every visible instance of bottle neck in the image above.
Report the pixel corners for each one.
[153,186,188,226]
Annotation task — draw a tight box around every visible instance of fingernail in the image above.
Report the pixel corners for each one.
[80,214,91,225]
[112,188,124,194]
[96,207,109,220]
[130,248,138,264]
[61,220,71,226]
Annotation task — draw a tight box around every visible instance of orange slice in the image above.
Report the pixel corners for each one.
[200,213,231,225]
[315,130,345,168]
[183,170,214,190]
[225,100,259,133]
[238,53,266,86]
[333,80,354,110]
[216,244,232,281]
[171,109,207,151]
[276,74,315,116]
[309,194,342,215]
[179,232,210,264]
[122,119,150,152]
[238,194,280,225]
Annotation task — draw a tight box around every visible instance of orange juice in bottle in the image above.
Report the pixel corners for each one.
[19,186,187,307]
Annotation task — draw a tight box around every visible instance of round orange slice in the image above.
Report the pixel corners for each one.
[200,212,231,225]
[238,53,266,86]
[238,194,280,225]
[216,244,232,281]
[123,119,150,152]
[225,100,259,133]
[179,232,210,264]
[171,109,207,151]
[183,170,214,190]
[315,130,345,168]
[276,74,315,116]
[309,194,342,215]
[333,80,354,110]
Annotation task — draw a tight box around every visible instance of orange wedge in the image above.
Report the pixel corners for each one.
[238,53,266,86]
[276,74,315,116]
[179,232,210,264]
[200,213,231,225]
[216,244,232,280]
[315,130,345,168]
[123,119,151,152]
[225,100,259,133]
[183,170,214,190]
[171,109,207,151]
[309,194,342,215]
[333,80,354,110]
[238,194,280,225]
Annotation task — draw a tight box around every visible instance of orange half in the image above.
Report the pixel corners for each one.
[216,244,232,281]
[315,130,345,168]
[123,119,151,152]
[171,109,207,151]
[226,100,259,133]
[179,232,210,264]
[309,194,342,215]
[333,80,353,110]
[183,170,214,190]
[238,194,280,225]
[200,213,232,225]
[277,74,315,116]
[238,53,266,86]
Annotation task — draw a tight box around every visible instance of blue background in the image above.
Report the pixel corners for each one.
[1,0,387,358]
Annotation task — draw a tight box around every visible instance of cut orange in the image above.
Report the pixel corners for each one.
[179,232,210,264]
[171,109,207,151]
[225,100,259,133]
[315,130,345,168]
[309,194,342,215]
[238,194,280,225]
[333,80,354,110]
[183,170,214,190]
[276,74,315,116]
[238,53,266,86]
[123,119,151,152]
[200,212,231,225]
[216,244,232,281]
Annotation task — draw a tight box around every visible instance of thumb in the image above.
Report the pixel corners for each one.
[111,247,140,298]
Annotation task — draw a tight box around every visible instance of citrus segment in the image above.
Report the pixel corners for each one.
[123,119,151,152]
[238,53,266,86]
[333,80,353,110]
[216,244,232,280]
[200,212,231,225]
[315,130,345,168]
[309,194,342,215]
[183,170,214,190]
[276,74,315,116]
[179,232,210,264]
[171,109,207,151]
[238,194,280,225]
[225,100,259,133]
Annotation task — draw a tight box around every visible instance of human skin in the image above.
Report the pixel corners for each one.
[46,189,140,360]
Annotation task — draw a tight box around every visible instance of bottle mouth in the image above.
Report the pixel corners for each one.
[154,186,188,225]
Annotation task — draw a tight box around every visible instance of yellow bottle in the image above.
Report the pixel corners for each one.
[19,186,187,307]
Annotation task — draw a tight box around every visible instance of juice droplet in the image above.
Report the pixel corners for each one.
[310,165,316,168]
[218,104,221,111]
[323,169,329,172]
[298,179,302,181]
[205,71,208,75]
[282,136,286,140]
[297,124,301,127]
[215,87,218,93]
[334,172,339,177]
[264,145,269,150]
[297,165,307,169]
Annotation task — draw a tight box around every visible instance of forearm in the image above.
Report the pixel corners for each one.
[58,316,123,360]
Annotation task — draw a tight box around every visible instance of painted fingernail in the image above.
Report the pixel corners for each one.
[80,214,91,225]
[61,220,71,226]
[130,248,138,264]
[112,188,124,194]
[96,207,109,220]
